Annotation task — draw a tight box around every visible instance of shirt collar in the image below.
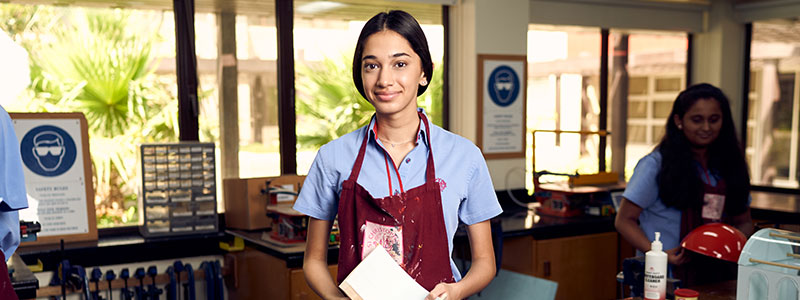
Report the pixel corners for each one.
[368,108,431,148]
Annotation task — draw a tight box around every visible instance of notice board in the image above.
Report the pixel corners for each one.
[477,54,527,159]
[10,112,97,246]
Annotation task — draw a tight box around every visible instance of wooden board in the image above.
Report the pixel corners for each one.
[10,112,98,248]
[223,175,306,230]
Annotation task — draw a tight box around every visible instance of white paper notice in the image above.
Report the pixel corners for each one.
[13,118,89,236]
[340,246,430,300]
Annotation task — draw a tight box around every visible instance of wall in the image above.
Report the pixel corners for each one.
[449,0,530,190]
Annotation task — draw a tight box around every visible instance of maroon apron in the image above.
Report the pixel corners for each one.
[675,173,737,287]
[336,112,454,291]
[0,251,18,300]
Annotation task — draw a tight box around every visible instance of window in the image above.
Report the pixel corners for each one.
[2,1,446,229]
[526,25,688,190]
[199,11,281,179]
[609,29,687,180]
[527,25,601,187]
[293,1,445,175]
[747,19,800,188]
[1,4,179,227]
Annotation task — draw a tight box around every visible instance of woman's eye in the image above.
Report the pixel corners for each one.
[364,63,378,71]
[395,61,407,68]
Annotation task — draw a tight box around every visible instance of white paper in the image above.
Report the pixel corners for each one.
[13,119,89,236]
[340,246,430,300]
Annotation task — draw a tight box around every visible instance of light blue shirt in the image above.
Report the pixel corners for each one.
[622,151,722,254]
[294,108,502,281]
[0,105,28,258]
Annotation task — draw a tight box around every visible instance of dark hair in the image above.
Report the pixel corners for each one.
[656,83,750,216]
[352,10,433,99]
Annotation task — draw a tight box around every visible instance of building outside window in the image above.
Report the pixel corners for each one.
[612,29,687,179]
[527,25,687,190]
[747,19,800,189]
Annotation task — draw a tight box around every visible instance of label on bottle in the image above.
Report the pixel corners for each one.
[644,267,666,300]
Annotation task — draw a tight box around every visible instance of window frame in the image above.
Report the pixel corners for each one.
[99,1,450,233]
[742,22,800,194]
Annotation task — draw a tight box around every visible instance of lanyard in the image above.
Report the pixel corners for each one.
[383,152,405,195]
[701,166,712,186]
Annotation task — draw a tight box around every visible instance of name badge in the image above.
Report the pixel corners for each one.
[702,193,725,221]
[362,220,404,266]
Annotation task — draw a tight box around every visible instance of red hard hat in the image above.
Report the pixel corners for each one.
[680,223,747,263]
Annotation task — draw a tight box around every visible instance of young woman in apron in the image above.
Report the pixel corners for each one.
[293,10,502,300]
[615,83,753,288]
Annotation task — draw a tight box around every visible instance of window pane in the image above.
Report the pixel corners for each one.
[655,77,681,92]
[652,126,665,143]
[628,101,647,118]
[628,125,647,143]
[0,4,178,227]
[629,76,648,95]
[199,10,280,182]
[610,29,687,180]
[527,25,601,187]
[294,2,443,175]
[653,101,673,119]
[748,19,800,188]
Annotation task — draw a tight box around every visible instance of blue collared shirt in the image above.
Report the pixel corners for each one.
[622,150,749,255]
[0,105,29,258]
[294,108,502,281]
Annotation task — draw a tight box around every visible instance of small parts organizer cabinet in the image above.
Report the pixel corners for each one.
[140,143,218,237]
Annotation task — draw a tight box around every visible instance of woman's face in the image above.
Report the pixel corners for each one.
[674,97,723,147]
[360,30,426,116]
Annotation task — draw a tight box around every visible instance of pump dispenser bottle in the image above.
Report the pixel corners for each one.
[644,232,667,300]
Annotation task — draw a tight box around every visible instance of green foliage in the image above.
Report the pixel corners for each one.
[4,5,176,227]
[295,55,444,150]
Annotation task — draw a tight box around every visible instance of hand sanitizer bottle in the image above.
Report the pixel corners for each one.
[644,232,667,300]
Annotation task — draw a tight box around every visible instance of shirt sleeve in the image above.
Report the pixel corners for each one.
[0,106,25,257]
[293,146,338,221]
[458,150,502,225]
[622,153,661,209]
[0,210,20,258]
[0,106,28,211]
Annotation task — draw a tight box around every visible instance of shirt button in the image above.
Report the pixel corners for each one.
[406,158,411,164]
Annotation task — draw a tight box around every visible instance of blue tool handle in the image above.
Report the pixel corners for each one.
[212,261,223,300]
[183,264,195,300]
[200,262,214,300]
[105,269,115,300]
[166,267,177,300]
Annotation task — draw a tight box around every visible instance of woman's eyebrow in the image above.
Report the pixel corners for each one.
[362,52,411,61]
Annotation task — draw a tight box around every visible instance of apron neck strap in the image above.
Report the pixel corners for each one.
[420,112,436,184]
[347,111,436,184]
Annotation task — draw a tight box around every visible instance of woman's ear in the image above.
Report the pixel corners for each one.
[419,73,428,86]
[673,114,682,130]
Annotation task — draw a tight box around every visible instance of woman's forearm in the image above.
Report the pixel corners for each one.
[453,255,495,297]
[615,217,652,253]
[303,257,346,300]
[614,199,652,253]
[304,218,347,300]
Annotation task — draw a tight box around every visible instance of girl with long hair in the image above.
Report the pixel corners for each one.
[615,83,753,287]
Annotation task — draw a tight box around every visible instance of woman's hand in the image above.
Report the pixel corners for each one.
[426,282,462,300]
[666,246,689,266]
